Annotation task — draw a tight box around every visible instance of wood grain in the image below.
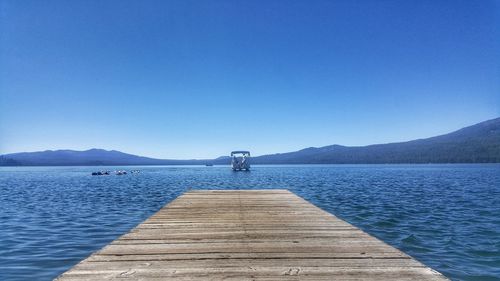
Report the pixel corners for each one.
[56,189,448,280]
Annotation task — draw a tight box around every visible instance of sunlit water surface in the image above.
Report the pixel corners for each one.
[1,165,499,281]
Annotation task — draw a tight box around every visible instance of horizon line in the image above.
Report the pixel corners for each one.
[2,116,498,159]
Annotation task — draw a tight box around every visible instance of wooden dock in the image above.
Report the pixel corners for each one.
[57,190,448,280]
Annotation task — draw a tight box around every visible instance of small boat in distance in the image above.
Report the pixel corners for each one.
[231,151,250,171]
[91,171,110,176]
[205,164,214,166]
[91,170,140,176]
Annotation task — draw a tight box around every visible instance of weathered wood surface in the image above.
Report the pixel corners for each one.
[57,189,448,280]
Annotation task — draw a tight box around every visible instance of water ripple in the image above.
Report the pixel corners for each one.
[0,164,499,281]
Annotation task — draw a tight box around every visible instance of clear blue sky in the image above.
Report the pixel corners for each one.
[1,0,498,159]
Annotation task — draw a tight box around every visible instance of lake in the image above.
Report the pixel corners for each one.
[1,164,499,280]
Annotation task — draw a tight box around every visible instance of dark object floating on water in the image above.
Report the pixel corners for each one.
[206,164,213,166]
[92,170,140,176]
[91,171,110,176]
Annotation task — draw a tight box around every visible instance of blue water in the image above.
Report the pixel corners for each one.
[1,165,499,281]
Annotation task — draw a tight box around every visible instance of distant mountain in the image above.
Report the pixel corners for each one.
[251,117,500,164]
[0,149,208,166]
[1,117,499,166]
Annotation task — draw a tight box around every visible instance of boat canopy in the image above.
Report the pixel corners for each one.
[231,151,250,156]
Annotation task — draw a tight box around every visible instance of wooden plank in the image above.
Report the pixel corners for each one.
[56,189,448,280]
